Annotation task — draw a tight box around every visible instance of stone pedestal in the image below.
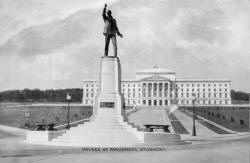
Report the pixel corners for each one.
[93,56,125,120]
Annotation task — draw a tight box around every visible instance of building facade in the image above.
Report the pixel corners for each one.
[82,67,231,106]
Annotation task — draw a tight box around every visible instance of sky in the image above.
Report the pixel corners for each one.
[0,0,250,92]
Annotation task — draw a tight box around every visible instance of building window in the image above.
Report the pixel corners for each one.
[240,120,244,125]
[165,100,168,105]
[154,100,157,106]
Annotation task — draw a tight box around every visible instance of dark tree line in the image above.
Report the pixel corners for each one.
[0,88,83,102]
[0,88,249,103]
[230,90,250,102]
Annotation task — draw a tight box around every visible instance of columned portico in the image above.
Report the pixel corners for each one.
[140,77,173,106]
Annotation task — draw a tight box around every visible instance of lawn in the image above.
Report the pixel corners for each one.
[0,104,93,130]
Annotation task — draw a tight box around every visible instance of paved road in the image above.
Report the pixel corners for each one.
[0,126,249,163]
[173,109,220,137]
[1,135,249,163]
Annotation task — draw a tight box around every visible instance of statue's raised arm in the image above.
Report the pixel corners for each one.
[102,3,107,20]
[102,3,123,57]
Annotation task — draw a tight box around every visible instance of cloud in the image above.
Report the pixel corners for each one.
[0,0,250,92]
[0,0,118,44]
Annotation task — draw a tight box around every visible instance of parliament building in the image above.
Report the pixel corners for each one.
[82,67,231,106]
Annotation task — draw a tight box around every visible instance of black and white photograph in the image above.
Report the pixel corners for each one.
[0,0,249,162]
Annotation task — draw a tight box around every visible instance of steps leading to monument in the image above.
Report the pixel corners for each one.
[51,108,144,147]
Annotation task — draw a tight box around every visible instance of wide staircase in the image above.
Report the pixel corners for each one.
[127,106,173,132]
[50,108,144,147]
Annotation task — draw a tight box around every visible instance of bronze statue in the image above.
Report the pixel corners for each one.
[102,3,123,57]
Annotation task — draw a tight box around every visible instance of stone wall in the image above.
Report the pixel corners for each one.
[179,105,249,132]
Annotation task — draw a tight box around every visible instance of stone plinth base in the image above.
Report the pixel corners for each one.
[26,130,66,142]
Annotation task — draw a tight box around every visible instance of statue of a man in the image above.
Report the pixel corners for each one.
[102,3,123,57]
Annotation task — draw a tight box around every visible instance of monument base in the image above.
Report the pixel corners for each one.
[48,56,144,147]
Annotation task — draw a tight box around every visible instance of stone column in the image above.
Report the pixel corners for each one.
[151,82,153,98]
[168,82,171,105]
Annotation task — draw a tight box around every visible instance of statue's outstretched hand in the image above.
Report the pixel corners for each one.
[118,33,123,38]
[104,3,107,8]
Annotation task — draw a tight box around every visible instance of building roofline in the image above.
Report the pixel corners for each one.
[83,78,231,82]
[83,79,98,82]
[176,79,231,82]
[136,72,176,75]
